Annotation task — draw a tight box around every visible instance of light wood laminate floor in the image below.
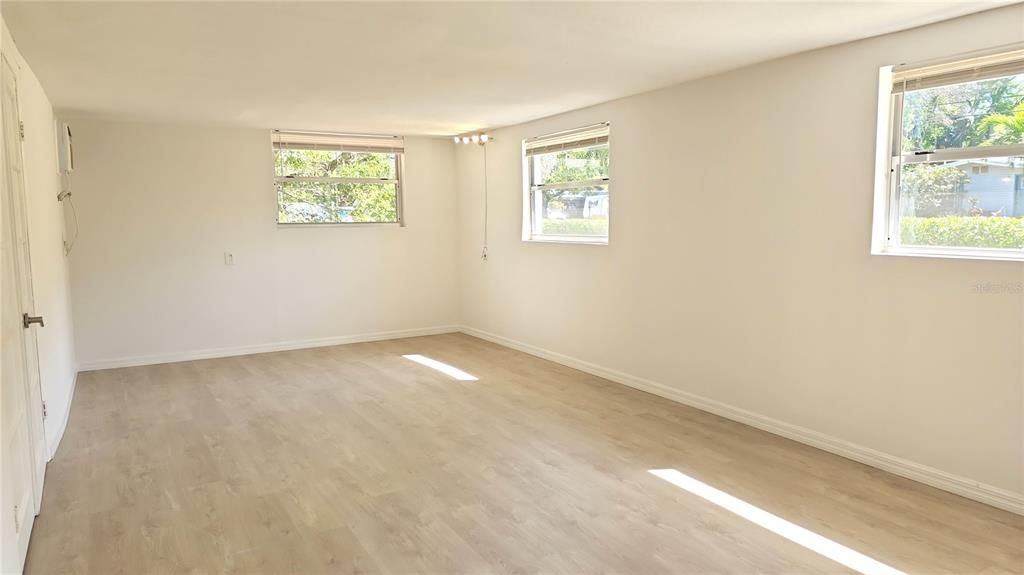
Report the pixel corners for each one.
[25,333,1023,574]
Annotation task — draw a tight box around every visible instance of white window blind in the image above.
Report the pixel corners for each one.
[272,130,405,154]
[524,123,610,157]
[892,47,1024,93]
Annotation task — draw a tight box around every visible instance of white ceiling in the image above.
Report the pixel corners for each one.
[2,1,1011,136]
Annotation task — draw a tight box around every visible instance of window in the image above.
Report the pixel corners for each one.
[873,48,1024,260]
[273,130,404,225]
[524,123,610,243]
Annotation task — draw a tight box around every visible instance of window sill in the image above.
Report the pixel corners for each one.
[873,245,1024,262]
[524,235,608,246]
[277,222,403,228]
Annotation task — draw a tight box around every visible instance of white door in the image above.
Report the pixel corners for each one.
[1,55,46,495]
[1,53,44,575]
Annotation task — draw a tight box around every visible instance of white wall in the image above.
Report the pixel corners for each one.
[68,119,459,367]
[455,5,1024,502]
[2,20,78,458]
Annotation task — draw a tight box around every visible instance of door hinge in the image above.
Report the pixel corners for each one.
[19,121,25,140]
[42,401,47,419]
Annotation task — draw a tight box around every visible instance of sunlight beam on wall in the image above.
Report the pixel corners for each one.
[648,469,905,575]
[402,354,479,381]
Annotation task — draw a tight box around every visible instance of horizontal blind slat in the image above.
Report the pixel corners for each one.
[525,123,610,156]
[273,130,404,153]
[525,135,609,156]
[274,142,404,154]
[892,49,1024,93]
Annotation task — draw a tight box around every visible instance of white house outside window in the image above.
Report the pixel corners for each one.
[873,48,1024,260]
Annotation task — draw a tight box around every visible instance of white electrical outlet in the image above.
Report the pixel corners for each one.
[224,252,235,265]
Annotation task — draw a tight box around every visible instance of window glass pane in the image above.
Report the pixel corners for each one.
[274,148,396,179]
[533,144,609,186]
[534,185,608,237]
[277,181,398,223]
[898,157,1024,249]
[901,74,1024,153]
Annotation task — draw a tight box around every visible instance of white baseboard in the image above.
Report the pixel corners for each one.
[47,371,77,460]
[78,325,461,371]
[459,325,1024,516]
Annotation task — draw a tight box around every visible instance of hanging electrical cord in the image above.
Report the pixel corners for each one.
[61,193,79,255]
[57,169,79,255]
[482,144,489,262]
[454,132,493,261]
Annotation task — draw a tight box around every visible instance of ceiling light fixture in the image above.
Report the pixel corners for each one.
[454,133,491,146]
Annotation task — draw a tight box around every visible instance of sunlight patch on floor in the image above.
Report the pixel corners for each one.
[402,354,478,381]
[648,469,905,575]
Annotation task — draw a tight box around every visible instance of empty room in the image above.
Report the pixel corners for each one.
[1,1,1022,573]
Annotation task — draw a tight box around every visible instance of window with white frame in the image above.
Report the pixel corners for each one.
[874,48,1024,260]
[524,123,610,243]
[274,130,404,225]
